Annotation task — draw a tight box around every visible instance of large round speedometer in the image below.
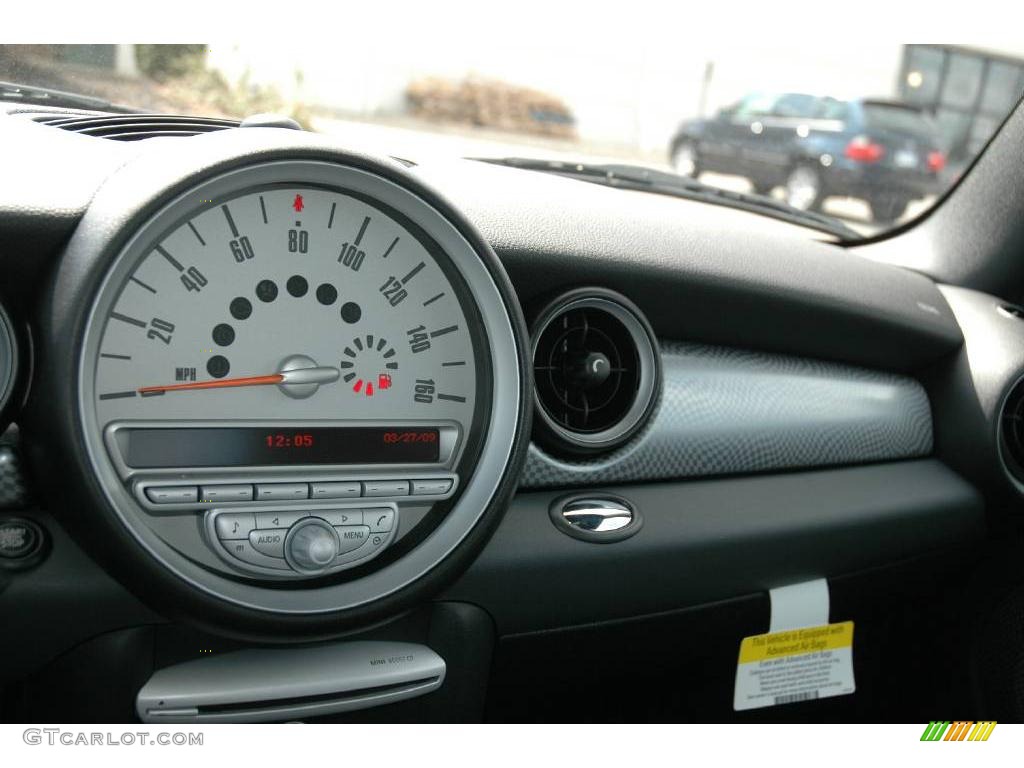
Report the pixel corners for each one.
[92,184,477,429]
[38,140,528,637]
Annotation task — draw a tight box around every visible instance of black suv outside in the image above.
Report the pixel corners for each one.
[669,92,947,223]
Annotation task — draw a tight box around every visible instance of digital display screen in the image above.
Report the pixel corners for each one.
[123,427,441,468]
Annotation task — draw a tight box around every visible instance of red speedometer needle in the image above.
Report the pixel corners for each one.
[138,373,284,395]
[138,364,340,396]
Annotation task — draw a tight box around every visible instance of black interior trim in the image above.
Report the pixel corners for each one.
[445,459,984,634]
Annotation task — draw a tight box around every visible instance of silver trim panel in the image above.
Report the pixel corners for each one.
[523,340,933,488]
[136,641,445,723]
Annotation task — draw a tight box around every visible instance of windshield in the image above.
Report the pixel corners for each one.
[1,42,1020,238]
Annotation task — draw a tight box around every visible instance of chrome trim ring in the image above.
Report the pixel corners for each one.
[0,302,16,422]
[78,158,522,615]
[531,290,660,453]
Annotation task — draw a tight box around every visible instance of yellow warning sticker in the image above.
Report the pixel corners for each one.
[734,621,855,711]
[738,621,854,663]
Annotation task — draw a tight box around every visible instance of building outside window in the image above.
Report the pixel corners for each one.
[899,44,1024,168]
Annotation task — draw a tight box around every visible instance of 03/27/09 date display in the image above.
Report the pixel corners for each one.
[123,426,441,468]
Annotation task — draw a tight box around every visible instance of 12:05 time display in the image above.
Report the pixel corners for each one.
[264,432,436,448]
[265,433,315,449]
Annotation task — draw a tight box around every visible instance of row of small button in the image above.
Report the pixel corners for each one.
[215,508,394,539]
[146,478,453,505]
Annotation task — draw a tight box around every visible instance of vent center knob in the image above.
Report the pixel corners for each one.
[572,351,613,388]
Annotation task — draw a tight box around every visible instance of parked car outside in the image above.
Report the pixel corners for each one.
[669,92,947,223]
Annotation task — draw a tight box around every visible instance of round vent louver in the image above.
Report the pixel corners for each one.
[1000,376,1024,486]
[531,288,660,454]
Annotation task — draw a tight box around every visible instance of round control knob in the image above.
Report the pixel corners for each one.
[285,518,340,573]
[570,351,613,388]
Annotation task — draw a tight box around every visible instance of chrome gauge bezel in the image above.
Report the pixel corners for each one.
[0,301,17,424]
[77,159,522,616]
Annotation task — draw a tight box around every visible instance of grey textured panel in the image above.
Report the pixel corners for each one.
[522,341,933,488]
[0,445,30,509]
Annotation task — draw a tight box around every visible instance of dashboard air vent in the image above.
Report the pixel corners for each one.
[531,288,660,454]
[27,113,239,141]
[1000,377,1024,486]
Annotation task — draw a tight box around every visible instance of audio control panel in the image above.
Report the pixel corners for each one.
[205,504,399,578]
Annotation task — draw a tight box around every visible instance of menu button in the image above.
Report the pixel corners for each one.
[334,525,370,554]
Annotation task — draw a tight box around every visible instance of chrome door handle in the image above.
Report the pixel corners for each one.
[561,500,633,532]
[550,495,641,542]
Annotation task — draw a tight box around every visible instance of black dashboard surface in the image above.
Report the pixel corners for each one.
[412,157,963,373]
[446,459,983,634]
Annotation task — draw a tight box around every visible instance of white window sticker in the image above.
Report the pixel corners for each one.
[733,621,855,711]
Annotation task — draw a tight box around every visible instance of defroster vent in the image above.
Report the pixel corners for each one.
[26,112,239,140]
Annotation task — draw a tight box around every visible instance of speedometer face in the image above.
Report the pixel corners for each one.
[90,184,478,434]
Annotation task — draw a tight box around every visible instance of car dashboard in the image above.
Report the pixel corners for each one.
[0,104,1021,723]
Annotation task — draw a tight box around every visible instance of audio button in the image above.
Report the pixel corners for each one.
[249,529,287,558]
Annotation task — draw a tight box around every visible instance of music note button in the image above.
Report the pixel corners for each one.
[213,512,256,540]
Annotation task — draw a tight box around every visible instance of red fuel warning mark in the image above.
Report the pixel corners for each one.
[293,194,304,213]
[352,378,383,397]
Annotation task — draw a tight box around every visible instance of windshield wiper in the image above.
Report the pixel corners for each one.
[0,80,140,113]
[477,157,859,240]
